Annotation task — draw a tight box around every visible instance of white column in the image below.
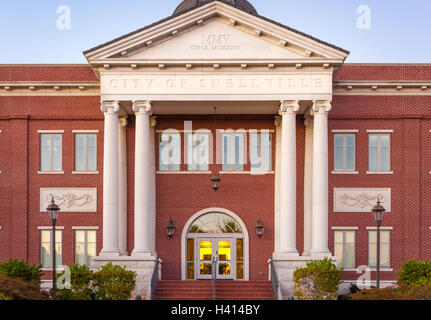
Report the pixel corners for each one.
[100,100,121,256]
[132,100,154,257]
[273,116,281,253]
[149,116,157,253]
[303,115,313,256]
[118,117,128,256]
[310,100,332,257]
[277,100,300,257]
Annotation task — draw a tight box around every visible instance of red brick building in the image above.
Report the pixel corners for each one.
[1,0,430,298]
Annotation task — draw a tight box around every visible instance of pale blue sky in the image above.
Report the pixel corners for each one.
[0,0,430,63]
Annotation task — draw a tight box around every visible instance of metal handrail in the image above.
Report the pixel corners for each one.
[149,258,160,300]
[212,254,218,300]
[269,257,280,300]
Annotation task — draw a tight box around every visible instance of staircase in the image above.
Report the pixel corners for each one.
[154,280,275,300]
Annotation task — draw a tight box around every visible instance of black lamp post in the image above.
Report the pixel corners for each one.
[371,199,385,289]
[255,218,265,238]
[166,218,176,238]
[210,176,221,191]
[46,197,60,298]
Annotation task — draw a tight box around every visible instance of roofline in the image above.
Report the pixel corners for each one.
[0,64,91,66]
[83,0,349,56]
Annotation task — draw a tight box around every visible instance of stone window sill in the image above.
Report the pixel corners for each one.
[37,171,64,175]
[366,171,394,175]
[340,267,393,272]
[156,171,211,175]
[72,171,99,175]
[331,171,359,175]
[220,171,274,175]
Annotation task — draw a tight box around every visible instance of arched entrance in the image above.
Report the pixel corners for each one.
[181,208,249,280]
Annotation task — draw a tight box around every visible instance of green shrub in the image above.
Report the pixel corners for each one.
[0,274,48,300]
[397,259,431,286]
[93,263,136,300]
[293,258,343,300]
[56,264,94,300]
[0,259,44,283]
[350,285,431,300]
[0,293,11,300]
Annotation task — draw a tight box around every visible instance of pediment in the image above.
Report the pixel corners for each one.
[85,1,348,65]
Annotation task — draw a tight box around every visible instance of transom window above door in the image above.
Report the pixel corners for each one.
[188,212,243,234]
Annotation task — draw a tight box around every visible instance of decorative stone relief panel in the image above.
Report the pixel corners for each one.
[40,188,97,212]
[333,188,391,213]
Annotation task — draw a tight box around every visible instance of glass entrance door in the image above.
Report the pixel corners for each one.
[195,238,235,280]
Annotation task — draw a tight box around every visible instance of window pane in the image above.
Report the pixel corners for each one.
[75,145,85,171]
[334,243,344,267]
[369,231,376,243]
[369,243,377,267]
[369,146,378,172]
[87,230,96,243]
[380,135,390,147]
[381,146,390,172]
[52,135,62,171]
[87,146,97,171]
[187,263,194,280]
[236,262,244,280]
[187,239,194,262]
[159,133,180,171]
[222,135,230,171]
[41,230,51,268]
[345,231,355,244]
[345,243,355,268]
[334,146,343,170]
[41,135,51,171]
[346,146,355,170]
[75,242,85,265]
[334,134,344,147]
[87,134,97,147]
[381,243,390,267]
[75,134,85,147]
[334,231,343,243]
[236,239,244,262]
[87,243,96,266]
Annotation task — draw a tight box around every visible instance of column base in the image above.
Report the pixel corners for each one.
[99,249,121,257]
[131,249,156,259]
[309,249,332,258]
[273,250,299,259]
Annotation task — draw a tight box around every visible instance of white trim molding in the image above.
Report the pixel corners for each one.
[331,226,359,230]
[37,130,65,134]
[366,226,393,231]
[72,171,100,175]
[366,130,394,133]
[72,130,100,133]
[37,226,65,230]
[331,171,359,175]
[156,171,212,175]
[366,171,394,175]
[72,226,100,230]
[37,171,65,175]
[181,207,250,281]
[331,129,359,133]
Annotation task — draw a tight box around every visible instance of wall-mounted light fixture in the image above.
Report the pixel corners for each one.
[210,176,221,191]
[255,218,265,238]
[166,218,176,238]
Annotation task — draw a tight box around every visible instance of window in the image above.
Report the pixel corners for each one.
[222,133,245,171]
[368,230,390,268]
[40,229,62,268]
[186,133,209,171]
[334,134,355,172]
[369,134,391,172]
[40,134,62,172]
[159,132,181,171]
[250,132,272,172]
[334,230,355,268]
[75,230,97,266]
[75,134,97,172]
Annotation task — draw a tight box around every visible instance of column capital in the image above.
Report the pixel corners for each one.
[133,100,152,114]
[279,100,300,115]
[101,100,120,114]
[274,115,281,128]
[118,116,128,128]
[150,116,157,128]
[312,100,332,113]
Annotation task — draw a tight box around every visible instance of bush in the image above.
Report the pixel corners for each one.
[56,264,94,300]
[293,258,343,300]
[93,263,136,300]
[0,274,48,300]
[397,259,431,286]
[0,259,44,283]
[350,285,431,300]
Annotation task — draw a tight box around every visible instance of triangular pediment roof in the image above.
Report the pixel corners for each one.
[84,1,349,66]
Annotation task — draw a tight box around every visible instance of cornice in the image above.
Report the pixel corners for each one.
[334,81,431,96]
[0,81,100,96]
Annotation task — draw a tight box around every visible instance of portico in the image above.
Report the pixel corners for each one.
[87,0,348,297]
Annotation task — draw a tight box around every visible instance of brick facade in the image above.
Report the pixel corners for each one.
[1,65,431,283]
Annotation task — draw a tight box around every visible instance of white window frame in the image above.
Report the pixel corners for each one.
[333,132,357,173]
[40,229,62,269]
[249,131,272,173]
[368,228,391,268]
[186,132,210,171]
[221,132,246,172]
[39,132,63,173]
[74,229,97,267]
[158,132,181,171]
[367,131,392,174]
[74,133,98,173]
[333,229,356,269]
